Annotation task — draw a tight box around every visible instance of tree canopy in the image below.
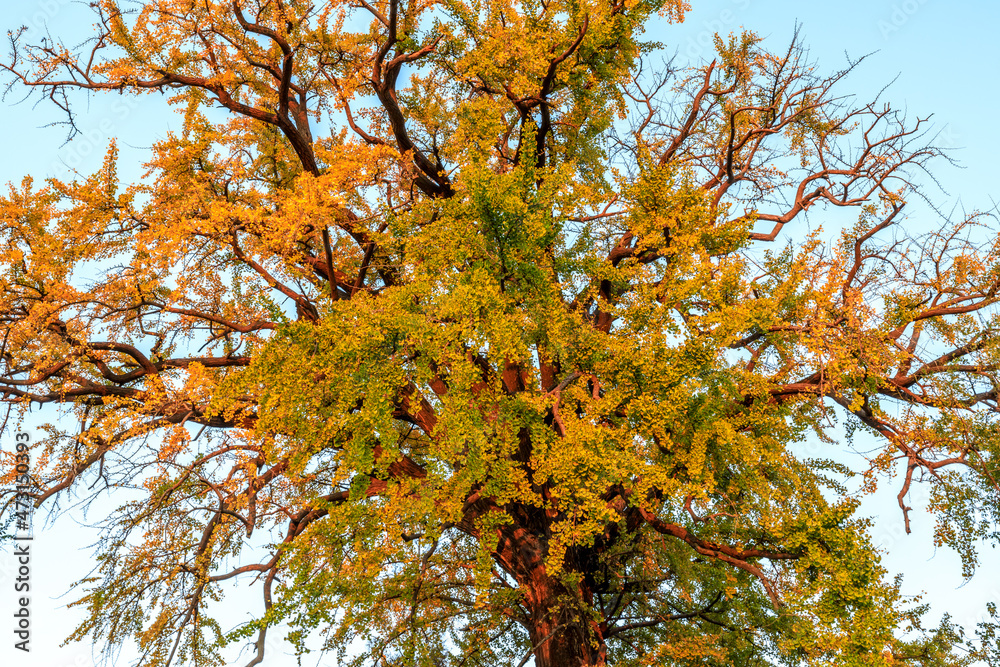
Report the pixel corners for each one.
[1,1,999,666]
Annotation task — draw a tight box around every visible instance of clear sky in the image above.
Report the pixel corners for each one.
[0,1,998,666]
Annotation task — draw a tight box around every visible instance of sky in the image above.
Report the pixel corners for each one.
[0,0,998,665]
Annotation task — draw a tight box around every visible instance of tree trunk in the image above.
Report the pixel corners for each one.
[526,583,606,667]
[495,497,608,666]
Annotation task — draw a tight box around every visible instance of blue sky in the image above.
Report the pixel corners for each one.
[0,1,998,665]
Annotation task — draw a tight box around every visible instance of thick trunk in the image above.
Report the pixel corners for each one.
[491,471,608,666]
[526,583,606,667]
[529,619,605,667]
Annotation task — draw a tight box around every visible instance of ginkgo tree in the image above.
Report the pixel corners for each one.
[1,0,998,666]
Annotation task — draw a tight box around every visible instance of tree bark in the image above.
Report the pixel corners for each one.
[524,578,606,667]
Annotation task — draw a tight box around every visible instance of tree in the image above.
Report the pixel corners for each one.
[1,1,998,665]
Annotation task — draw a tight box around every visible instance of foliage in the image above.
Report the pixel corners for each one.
[0,1,998,666]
